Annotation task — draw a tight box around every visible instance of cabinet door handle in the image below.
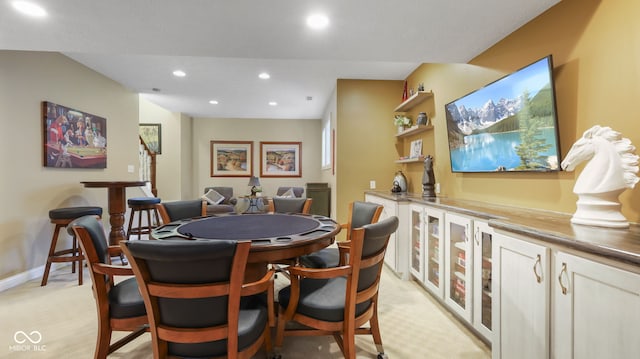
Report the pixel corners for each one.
[533,254,542,283]
[558,262,568,295]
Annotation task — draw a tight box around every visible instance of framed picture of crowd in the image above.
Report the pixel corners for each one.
[210,140,253,177]
[260,141,302,177]
[42,101,107,168]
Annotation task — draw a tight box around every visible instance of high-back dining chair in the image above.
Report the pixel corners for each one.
[155,199,207,224]
[121,239,274,359]
[273,216,399,359]
[67,215,148,359]
[299,201,383,268]
[268,197,312,214]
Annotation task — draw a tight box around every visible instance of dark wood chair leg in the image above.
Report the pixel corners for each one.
[41,224,63,286]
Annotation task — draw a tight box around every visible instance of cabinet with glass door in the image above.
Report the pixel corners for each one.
[473,220,493,341]
[409,205,424,281]
[444,212,473,321]
[423,207,444,297]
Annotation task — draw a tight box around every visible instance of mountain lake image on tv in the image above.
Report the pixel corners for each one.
[445,56,561,173]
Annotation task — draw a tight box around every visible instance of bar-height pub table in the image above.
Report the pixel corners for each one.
[81,181,147,245]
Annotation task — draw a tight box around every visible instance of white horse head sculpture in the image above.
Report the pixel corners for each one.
[561,125,639,228]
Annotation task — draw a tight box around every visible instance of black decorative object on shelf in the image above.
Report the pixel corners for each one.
[417,112,429,126]
[422,155,436,197]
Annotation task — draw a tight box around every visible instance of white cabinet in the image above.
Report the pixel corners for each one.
[423,207,444,298]
[472,220,493,340]
[365,193,409,279]
[492,233,550,359]
[552,252,640,359]
[409,204,445,295]
[444,212,473,322]
[493,233,640,359]
[409,204,425,281]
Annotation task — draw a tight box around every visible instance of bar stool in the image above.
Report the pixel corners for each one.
[126,197,161,240]
[41,206,103,286]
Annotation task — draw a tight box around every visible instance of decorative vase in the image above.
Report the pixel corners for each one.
[392,170,408,192]
[417,112,429,126]
[398,126,405,134]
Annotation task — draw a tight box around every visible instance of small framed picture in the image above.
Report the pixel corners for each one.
[260,141,302,177]
[210,141,253,177]
[139,123,161,154]
[410,139,423,159]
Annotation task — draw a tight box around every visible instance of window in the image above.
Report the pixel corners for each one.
[321,117,331,169]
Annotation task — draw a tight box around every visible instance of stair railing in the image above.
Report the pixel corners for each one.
[138,135,158,196]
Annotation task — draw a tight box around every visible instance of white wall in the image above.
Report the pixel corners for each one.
[191,117,322,199]
[139,98,182,201]
[0,51,140,282]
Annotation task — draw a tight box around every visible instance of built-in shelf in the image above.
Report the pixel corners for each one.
[394,90,434,112]
[395,156,425,164]
[395,124,433,139]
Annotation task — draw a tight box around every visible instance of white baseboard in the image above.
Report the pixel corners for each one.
[0,265,47,292]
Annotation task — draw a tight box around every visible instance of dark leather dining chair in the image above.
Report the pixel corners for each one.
[67,215,148,359]
[273,216,399,359]
[299,201,383,268]
[268,197,312,214]
[155,199,207,224]
[121,239,274,359]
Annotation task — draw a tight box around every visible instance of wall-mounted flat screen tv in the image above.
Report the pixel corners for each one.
[445,55,561,173]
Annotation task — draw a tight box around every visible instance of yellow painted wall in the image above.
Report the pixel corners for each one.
[402,0,640,222]
[336,79,404,227]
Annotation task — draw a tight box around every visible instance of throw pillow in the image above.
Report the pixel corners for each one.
[202,189,225,205]
[278,188,296,198]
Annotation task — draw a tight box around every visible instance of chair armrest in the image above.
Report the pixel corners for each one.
[287,265,351,279]
[107,245,124,256]
[241,269,275,296]
[92,262,133,276]
[242,269,276,327]
[337,241,351,266]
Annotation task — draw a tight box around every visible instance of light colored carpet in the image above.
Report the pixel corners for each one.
[0,265,490,358]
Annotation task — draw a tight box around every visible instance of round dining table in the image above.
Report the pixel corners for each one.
[82,181,147,245]
[151,213,341,280]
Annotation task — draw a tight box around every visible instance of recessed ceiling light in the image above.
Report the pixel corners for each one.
[12,1,47,17]
[209,100,219,105]
[268,101,278,106]
[172,70,186,77]
[258,72,271,80]
[306,14,329,29]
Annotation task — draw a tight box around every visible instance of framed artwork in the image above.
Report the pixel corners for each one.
[139,123,162,154]
[210,141,253,177]
[410,139,423,158]
[260,141,302,177]
[42,101,107,168]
